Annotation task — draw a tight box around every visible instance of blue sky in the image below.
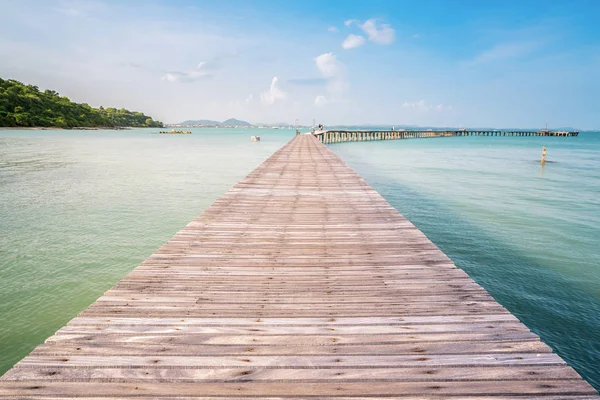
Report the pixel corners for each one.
[1,0,599,128]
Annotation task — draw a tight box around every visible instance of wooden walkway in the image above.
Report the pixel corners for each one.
[1,134,597,398]
[315,129,578,144]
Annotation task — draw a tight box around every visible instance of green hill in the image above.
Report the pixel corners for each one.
[221,118,251,126]
[0,78,163,128]
[178,118,252,127]
[179,119,221,126]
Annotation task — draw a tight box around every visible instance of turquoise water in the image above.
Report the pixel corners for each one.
[0,128,291,376]
[0,128,598,390]
[330,133,600,389]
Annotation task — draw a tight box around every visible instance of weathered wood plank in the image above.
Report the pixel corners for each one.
[54,322,532,335]
[0,380,596,397]
[14,353,567,368]
[45,331,541,345]
[66,315,519,326]
[29,341,552,356]
[1,365,579,382]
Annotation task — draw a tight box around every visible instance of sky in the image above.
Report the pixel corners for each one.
[1,0,599,128]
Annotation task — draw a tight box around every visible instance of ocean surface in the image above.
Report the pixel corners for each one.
[0,128,599,389]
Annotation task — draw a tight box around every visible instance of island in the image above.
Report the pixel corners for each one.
[0,78,163,128]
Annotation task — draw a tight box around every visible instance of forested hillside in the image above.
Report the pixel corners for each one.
[0,78,163,128]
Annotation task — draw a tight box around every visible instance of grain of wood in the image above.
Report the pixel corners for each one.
[0,134,596,399]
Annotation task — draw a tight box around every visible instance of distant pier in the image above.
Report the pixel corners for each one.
[315,129,578,144]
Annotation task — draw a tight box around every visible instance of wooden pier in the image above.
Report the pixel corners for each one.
[0,134,597,398]
[315,129,578,144]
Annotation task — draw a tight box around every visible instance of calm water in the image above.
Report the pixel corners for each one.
[330,132,600,389]
[0,128,599,389]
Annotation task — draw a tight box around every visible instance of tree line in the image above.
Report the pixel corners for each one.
[0,78,163,128]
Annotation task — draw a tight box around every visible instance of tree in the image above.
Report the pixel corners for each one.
[0,78,163,128]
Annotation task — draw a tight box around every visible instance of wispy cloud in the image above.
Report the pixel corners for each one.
[287,78,327,86]
[244,94,253,104]
[119,62,144,69]
[402,100,452,111]
[260,77,286,105]
[470,41,540,64]
[55,0,105,18]
[161,64,213,83]
[342,34,365,50]
[344,19,357,27]
[328,26,338,33]
[197,51,238,71]
[161,52,238,83]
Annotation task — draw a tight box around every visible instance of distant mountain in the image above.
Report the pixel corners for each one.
[179,119,221,126]
[221,118,251,126]
[177,118,252,126]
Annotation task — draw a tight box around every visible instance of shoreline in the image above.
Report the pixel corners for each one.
[0,126,135,131]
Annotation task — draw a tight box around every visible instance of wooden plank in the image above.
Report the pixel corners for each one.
[66,315,520,325]
[45,331,541,345]
[0,134,596,399]
[1,365,579,382]
[14,353,567,368]
[54,322,532,335]
[1,397,597,400]
[0,380,597,397]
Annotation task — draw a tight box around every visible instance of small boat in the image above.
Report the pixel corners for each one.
[159,129,191,134]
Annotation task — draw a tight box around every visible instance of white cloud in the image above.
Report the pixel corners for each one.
[358,19,395,45]
[161,73,182,83]
[260,77,286,105]
[161,54,236,83]
[328,26,338,33]
[341,34,365,50]
[402,100,452,111]
[244,94,253,104]
[161,66,211,83]
[344,19,357,27]
[402,100,428,109]
[315,52,342,78]
[314,52,348,97]
[314,95,328,106]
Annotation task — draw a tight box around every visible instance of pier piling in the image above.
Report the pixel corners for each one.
[314,129,578,144]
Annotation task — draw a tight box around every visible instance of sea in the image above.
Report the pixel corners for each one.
[0,128,599,389]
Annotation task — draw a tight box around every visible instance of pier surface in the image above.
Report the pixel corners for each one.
[1,135,597,398]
